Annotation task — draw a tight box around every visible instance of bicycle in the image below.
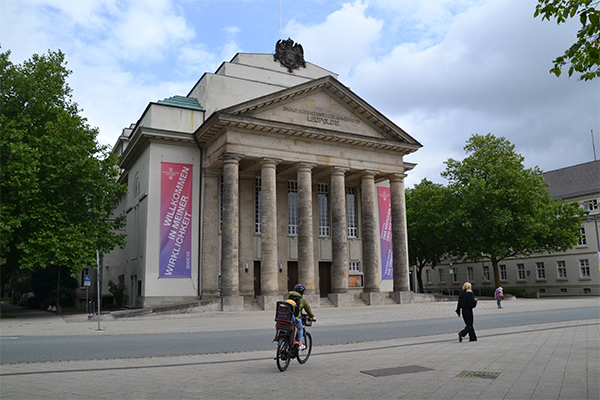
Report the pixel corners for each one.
[273,301,314,372]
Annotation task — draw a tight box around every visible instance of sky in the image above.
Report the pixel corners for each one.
[1,0,598,188]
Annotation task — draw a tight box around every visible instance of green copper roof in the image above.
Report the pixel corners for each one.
[157,95,203,111]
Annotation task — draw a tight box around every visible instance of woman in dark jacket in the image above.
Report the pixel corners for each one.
[456,282,477,342]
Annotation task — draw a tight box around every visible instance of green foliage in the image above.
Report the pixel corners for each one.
[406,179,452,293]
[442,133,583,288]
[101,295,115,308]
[503,288,536,298]
[108,280,126,307]
[0,49,127,284]
[535,0,600,80]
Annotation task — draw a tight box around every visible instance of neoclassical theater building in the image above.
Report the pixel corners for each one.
[104,41,422,311]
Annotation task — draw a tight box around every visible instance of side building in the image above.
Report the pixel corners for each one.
[87,42,423,311]
[421,160,600,296]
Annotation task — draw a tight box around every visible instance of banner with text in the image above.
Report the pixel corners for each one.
[378,187,393,280]
[160,162,193,278]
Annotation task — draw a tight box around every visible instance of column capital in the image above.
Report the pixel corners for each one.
[220,153,244,164]
[388,173,407,182]
[260,158,281,168]
[296,162,317,173]
[360,169,379,179]
[330,166,349,176]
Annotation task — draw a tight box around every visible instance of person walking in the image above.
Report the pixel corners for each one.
[495,286,504,309]
[456,282,478,342]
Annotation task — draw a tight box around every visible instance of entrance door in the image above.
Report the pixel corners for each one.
[319,262,331,298]
[253,261,261,297]
[287,261,298,291]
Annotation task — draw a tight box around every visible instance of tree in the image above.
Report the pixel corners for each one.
[442,133,583,289]
[406,179,452,293]
[534,0,600,80]
[0,49,126,286]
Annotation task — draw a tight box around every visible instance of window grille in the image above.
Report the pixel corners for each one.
[500,265,507,280]
[288,181,298,235]
[482,266,490,282]
[426,269,432,284]
[346,187,357,237]
[580,259,590,278]
[255,178,261,234]
[439,269,445,283]
[318,183,330,236]
[349,261,360,272]
[557,261,567,278]
[467,267,474,282]
[536,262,546,279]
[578,228,587,245]
[517,264,526,280]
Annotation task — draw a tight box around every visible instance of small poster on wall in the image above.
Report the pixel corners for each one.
[349,275,364,288]
[159,162,193,278]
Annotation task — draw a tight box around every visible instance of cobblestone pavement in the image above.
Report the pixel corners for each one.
[1,297,599,399]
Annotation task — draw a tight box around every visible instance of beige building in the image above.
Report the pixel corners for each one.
[98,43,422,311]
[421,160,600,297]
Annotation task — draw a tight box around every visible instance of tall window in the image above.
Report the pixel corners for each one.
[482,266,490,282]
[578,228,587,245]
[536,262,546,279]
[318,183,330,236]
[426,269,432,284]
[288,181,298,235]
[580,259,590,278]
[439,269,445,283]
[499,265,507,281]
[517,263,526,280]
[467,267,474,282]
[452,268,459,283]
[557,261,567,278]
[254,178,261,234]
[346,187,357,237]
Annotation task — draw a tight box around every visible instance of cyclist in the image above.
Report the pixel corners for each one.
[288,283,315,350]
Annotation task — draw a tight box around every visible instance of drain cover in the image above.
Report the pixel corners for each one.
[361,365,434,377]
[456,371,500,379]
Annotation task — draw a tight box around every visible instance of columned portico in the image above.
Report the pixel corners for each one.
[390,174,413,304]
[258,159,281,310]
[361,170,380,293]
[201,168,220,299]
[297,163,316,296]
[220,153,244,311]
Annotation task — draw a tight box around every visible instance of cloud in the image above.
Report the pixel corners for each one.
[285,0,383,81]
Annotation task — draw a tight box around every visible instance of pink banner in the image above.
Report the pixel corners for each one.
[378,187,393,280]
[160,162,193,278]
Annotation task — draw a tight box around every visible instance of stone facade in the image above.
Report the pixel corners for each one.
[100,50,422,310]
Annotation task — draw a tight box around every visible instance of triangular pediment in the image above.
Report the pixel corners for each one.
[217,76,421,146]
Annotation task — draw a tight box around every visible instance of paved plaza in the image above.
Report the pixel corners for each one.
[1,297,599,399]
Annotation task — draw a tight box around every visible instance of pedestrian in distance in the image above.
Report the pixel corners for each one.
[456,282,478,342]
[495,286,504,309]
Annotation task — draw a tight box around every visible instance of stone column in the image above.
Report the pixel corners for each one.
[297,163,315,297]
[201,168,220,299]
[220,154,243,311]
[329,167,354,307]
[258,159,280,310]
[390,174,413,304]
[361,171,380,293]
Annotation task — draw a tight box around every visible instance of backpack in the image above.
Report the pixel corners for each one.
[288,293,302,317]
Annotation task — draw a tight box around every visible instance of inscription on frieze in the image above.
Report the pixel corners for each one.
[282,106,361,127]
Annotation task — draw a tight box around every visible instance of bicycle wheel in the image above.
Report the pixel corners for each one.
[276,338,291,371]
[297,331,312,364]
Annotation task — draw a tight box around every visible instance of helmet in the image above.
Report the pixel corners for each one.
[293,284,305,295]
[285,299,297,306]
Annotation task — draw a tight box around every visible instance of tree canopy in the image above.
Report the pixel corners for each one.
[535,0,600,80]
[441,133,583,288]
[0,49,126,286]
[405,178,452,293]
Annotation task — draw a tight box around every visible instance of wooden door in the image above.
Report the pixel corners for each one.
[253,261,261,297]
[287,261,298,291]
